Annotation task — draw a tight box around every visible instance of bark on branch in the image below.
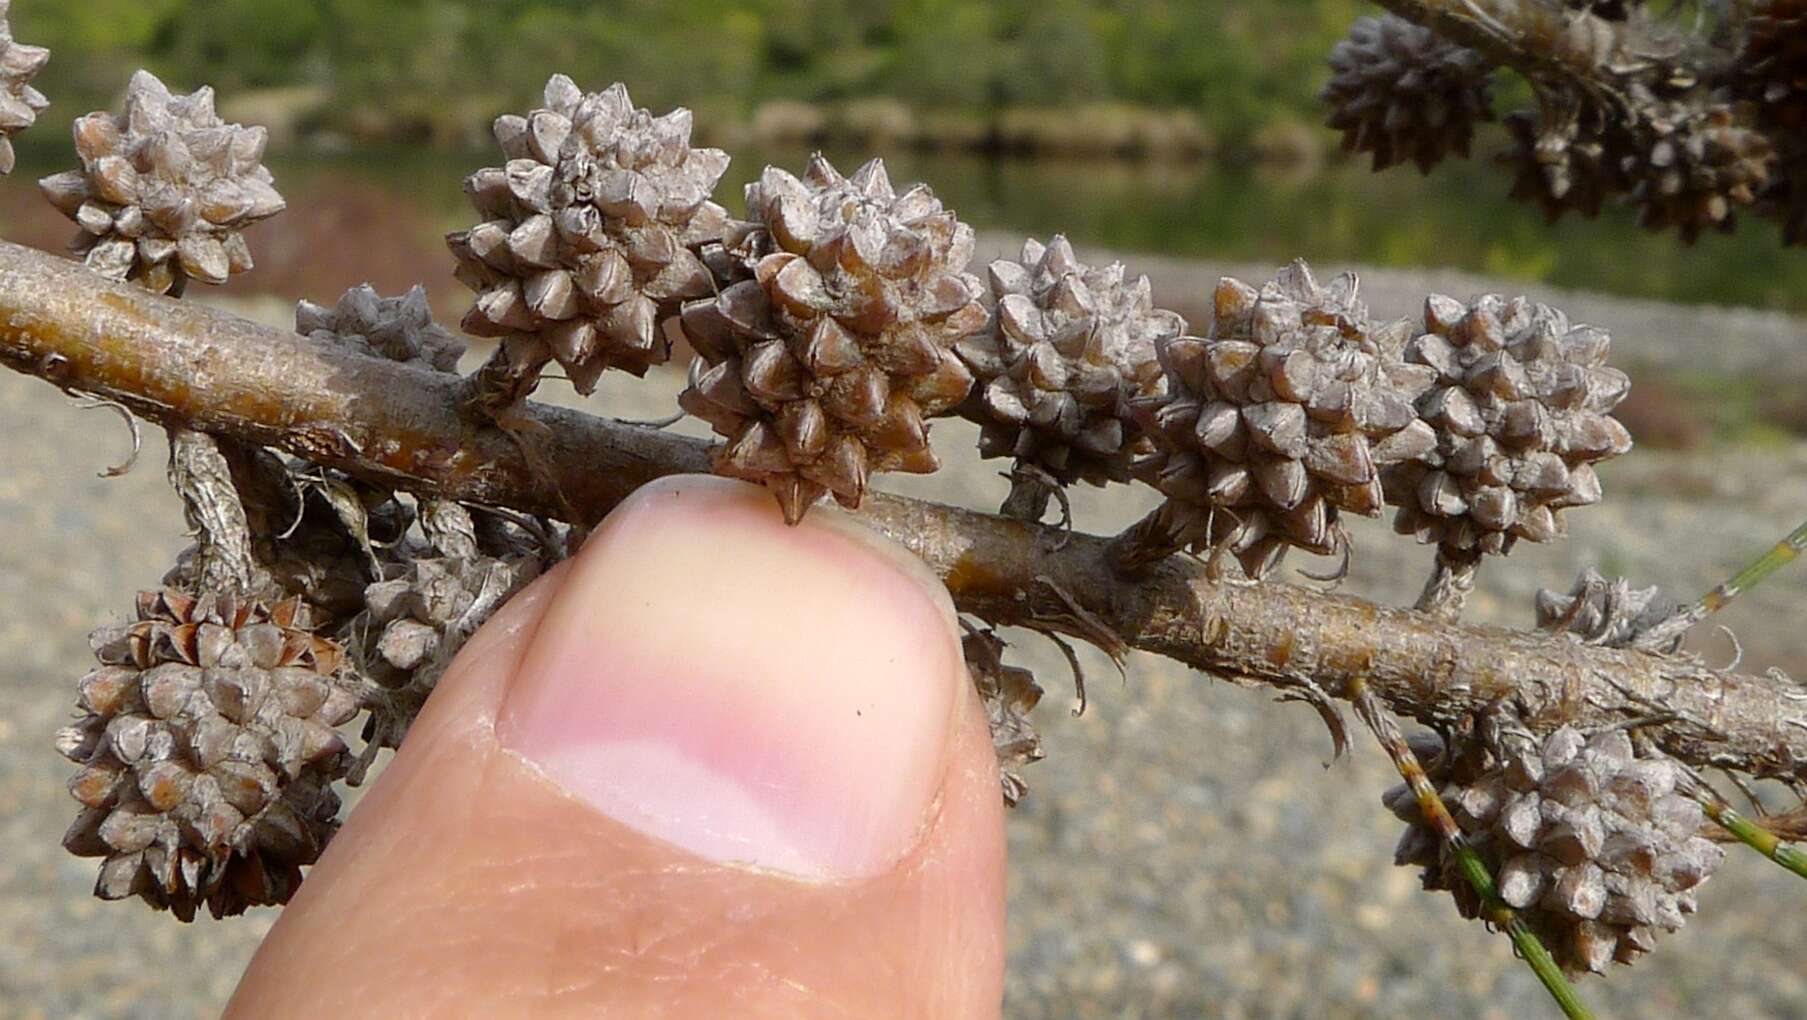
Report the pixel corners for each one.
[3,240,1804,783]
[1371,0,1659,88]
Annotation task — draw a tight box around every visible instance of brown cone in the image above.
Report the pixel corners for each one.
[447,74,731,395]
[1534,567,1675,649]
[1386,724,1724,977]
[0,0,48,174]
[57,588,361,920]
[297,283,464,374]
[38,70,284,295]
[1132,260,1438,577]
[350,500,544,758]
[677,155,983,523]
[1630,101,1775,244]
[955,235,1178,506]
[1737,1,1807,244]
[1383,293,1632,558]
[1322,14,1495,174]
[1499,105,1631,223]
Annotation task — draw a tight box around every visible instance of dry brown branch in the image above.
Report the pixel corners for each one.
[1373,0,1633,89]
[3,240,1805,783]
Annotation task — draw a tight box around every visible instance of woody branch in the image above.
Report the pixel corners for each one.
[3,239,1804,783]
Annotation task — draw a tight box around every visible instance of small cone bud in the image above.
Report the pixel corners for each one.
[297,284,464,373]
[962,628,1044,807]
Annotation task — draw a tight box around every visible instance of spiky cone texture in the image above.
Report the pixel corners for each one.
[1736,1,1807,244]
[0,0,48,174]
[1739,1,1807,135]
[1131,260,1439,578]
[55,588,360,920]
[1535,566,1675,649]
[962,628,1045,807]
[447,74,731,399]
[953,235,1178,511]
[37,70,284,295]
[353,501,542,754]
[297,283,464,374]
[1500,107,1630,223]
[1386,725,1725,977]
[678,155,985,523]
[1383,293,1632,558]
[1321,14,1495,175]
[1630,101,1775,243]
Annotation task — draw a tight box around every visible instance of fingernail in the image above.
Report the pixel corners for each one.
[496,474,963,881]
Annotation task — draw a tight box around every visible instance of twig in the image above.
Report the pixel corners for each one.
[165,428,270,594]
[1689,785,1807,882]
[1415,546,1481,620]
[76,397,142,477]
[1700,804,1807,846]
[0,242,1804,783]
[1374,0,1632,95]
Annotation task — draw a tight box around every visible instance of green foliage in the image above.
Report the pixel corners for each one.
[11,0,1366,147]
[18,1,1807,313]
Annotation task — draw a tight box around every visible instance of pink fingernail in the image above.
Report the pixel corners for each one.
[496,474,962,881]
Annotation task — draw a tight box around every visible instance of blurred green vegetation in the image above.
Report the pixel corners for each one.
[16,0,1365,149]
[10,1,1807,313]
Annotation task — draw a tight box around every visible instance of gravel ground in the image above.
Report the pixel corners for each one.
[1,259,1804,1019]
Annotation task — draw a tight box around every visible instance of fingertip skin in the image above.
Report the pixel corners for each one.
[228,476,1006,1019]
[498,474,966,881]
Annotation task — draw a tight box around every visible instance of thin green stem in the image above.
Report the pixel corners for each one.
[1504,918,1594,1020]
[1349,683,1594,1020]
[1636,517,1807,651]
[1704,801,1807,882]
[1700,518,1807,616]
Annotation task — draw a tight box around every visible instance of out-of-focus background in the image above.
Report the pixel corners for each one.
[1,2,1805,1017]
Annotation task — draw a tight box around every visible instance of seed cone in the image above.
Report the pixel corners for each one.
[1535,566,1676,648]
[448,74,730,399]
[677,154,984,523]
[1501,107,1629,223]
[56,588,361,920]
[954,235,1178,515]
[1322,14,1495,174]
[1738,0,1807,244]
[38,70,284,295]
[963,627,1045,807]
[1739,1,1807,135]
[1132,260,1438,578]
[297,283,464,374]
[0,0,49,174]
[1386,725,1724,977]
[351,500,543,757]
[1383,293,1632,557]
[1630,101,1775,243]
